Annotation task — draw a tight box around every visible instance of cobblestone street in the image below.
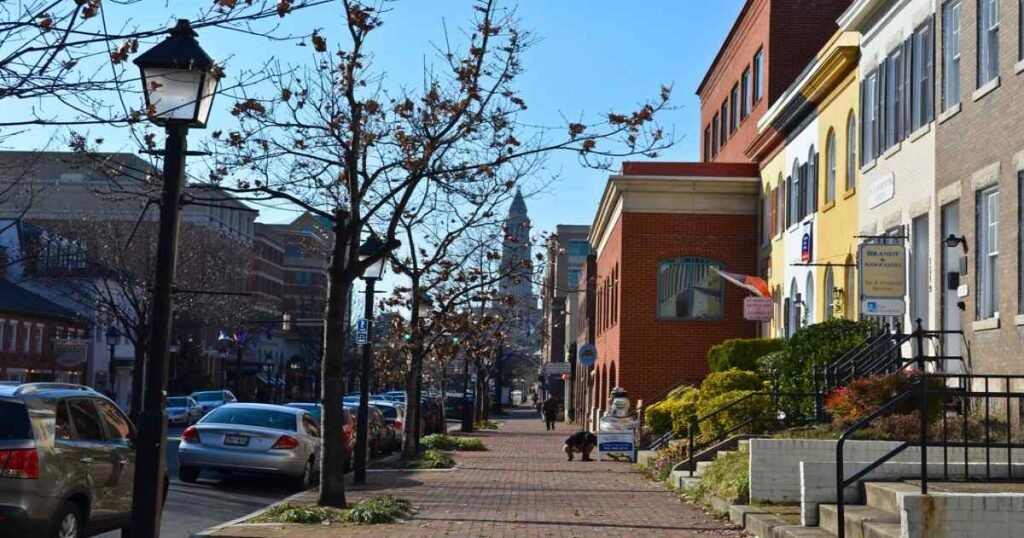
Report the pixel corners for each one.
[208,405,745,537]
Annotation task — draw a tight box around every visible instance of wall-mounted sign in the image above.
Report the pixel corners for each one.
[541,362,571,375]
[859,243,907,316]
[54,341,89,367]
[800,224,813,263]
[867,172,895,209]
[743,296,774,322]
[355,318,369,345]
[577,344,597,367]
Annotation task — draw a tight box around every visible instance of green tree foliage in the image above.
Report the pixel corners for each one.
[707,338,784,373]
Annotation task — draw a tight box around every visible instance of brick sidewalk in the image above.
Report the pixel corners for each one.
[206,406,745,537]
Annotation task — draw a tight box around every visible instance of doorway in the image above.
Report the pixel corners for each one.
[941,201,963,372]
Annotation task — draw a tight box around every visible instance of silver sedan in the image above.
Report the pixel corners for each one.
[177,403,321,490]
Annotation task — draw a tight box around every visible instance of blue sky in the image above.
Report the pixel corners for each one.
[5,0,745,238]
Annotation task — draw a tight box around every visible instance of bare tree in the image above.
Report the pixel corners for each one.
[211,0,671,507]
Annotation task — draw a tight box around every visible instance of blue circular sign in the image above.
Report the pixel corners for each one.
[577,344,597,367]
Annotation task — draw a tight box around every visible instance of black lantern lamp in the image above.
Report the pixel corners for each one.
[133,19,219,128]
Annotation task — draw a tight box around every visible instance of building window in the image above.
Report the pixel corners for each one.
[776,173,785,236]
[657,257,724,320]
[884,47,904,148]
[568,268,581,290]
[703,126,711,161]
[753,48,764,102]
[943,0,962,109]
[792,160,803,224]
[824,265,835,320]
[1020,0,1024,60]
[912,20,934,130]
[730,84,739,132]
[846,112,857,191]
[825,130,837,203]
[741,68,751,119]
[712,114,719,157]
[34,325,43,353]
[976,187,999,319]
[23,325,30,353]
[807,146,817,215]
[845,257,857,319]
[1020,172,1024,314]
[862,70,877,163]
[720,101,728,146]
[979,0,1000,87]
[786,172,795,228]
[762,185,771,244]
[567,240,590,257]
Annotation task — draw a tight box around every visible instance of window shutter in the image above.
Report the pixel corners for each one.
[859,78,866,164]
[770,188,777,237]
[903,37,912,139]
[813,152,820,212]
[927,15,935,123]
[874,65,883,157]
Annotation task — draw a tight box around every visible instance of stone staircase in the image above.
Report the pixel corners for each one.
[731,480,913,538]
[669,438,751,490]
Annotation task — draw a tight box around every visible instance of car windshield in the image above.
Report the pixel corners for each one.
[202,407,297,432]
[193,392,223,402]
[167,397,187,407]
[0,400,32,440]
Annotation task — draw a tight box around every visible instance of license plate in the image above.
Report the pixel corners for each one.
[224,434,249,446]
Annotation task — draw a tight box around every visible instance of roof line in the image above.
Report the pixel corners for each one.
[696,0,758,96]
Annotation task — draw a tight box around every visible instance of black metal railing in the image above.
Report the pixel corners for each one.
[833,328,1023,538]
[685,391,820,476]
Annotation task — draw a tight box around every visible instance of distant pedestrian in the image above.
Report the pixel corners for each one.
[542,396,558,430]
[564,430,597,461]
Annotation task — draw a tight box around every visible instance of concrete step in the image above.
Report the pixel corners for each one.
[863,481,918,514]
[744,512,794,538]
[695,459,714,475]
[738,438,751,450]
[819,504,899,538]
[716,449,737,460]
[773,526,835,538]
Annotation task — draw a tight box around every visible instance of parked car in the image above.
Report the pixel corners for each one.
[381,390,406,403]
[370,401,406,446]
[420,395,445,434]
[285,403,355,471]
[343,404,394,456]
[177,403,321,490]
[0,382,167,537]
[167,396,203,425]
[190,390,237,414]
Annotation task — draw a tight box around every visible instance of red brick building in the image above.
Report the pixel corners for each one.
[699,0,852,163]
[585,162,760,423]
[0,276,89,383]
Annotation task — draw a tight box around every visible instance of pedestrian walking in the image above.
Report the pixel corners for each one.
[542,396,558,431]
[563,430,597,461]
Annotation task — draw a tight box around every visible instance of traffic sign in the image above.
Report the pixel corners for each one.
[356,318,369,345]
[577,344,597,367]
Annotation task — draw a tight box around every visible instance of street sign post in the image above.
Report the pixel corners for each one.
[356,318,369,345]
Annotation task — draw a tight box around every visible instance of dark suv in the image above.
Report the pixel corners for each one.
[0,383,158,537]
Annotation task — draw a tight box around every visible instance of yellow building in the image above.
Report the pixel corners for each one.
[747,31,860,338]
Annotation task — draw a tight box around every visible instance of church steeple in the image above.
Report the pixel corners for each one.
[499,187,534,309]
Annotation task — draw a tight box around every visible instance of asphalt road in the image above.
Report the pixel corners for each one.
[97,426,294,538]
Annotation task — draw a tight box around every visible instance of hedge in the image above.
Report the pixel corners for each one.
[645,386,699,437]
[699,369,764,400]
[708,338,784,373]
[696,389,771,442]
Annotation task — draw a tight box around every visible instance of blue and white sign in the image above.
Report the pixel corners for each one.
[356,318,369,345]
[577,344,597,367]
[597,431,636,462]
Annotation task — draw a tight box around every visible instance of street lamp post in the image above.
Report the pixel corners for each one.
[130,19,219,538]
[355,234,388,485]
[105,326,120,400]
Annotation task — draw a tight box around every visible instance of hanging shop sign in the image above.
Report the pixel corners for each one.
[858,243,907,316]
[743,296,774,322]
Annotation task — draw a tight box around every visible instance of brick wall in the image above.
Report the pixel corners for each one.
[767,0,852,104]
[593,211,758,407]
[934,0,1024,374]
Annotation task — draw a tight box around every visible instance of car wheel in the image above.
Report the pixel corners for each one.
[293,458,314,491]
[179,465,200,483]
[51,501,82,538]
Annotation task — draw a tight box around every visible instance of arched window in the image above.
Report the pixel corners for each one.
[824,264,835,320]
[657,257,724,320]
[787,278,799,337]
[846,112,857,191]
[804,272,815,325]
[777,173,786,234]
[825,129,837,203]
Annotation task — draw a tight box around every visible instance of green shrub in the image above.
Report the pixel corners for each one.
[475,420,500,430]
[708,338,784,373]
[699,368,764,400]
[645,386,698,437]
[696,389,771,442]
[421,434,486,451]
[773,319,877,395]
[411,449,455,469]
[668,390,701,437]
[253,504,345,524]
[341,496,411,524]
[684,445,750,509]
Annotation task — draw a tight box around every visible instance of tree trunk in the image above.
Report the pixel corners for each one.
[401,361,420,459]
[318,213,353,508]
[129,339,146,420]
